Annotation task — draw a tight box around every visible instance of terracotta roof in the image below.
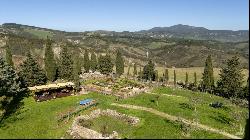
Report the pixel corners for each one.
[28,82,75,91]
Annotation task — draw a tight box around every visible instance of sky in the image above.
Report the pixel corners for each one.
[0,0,249,32]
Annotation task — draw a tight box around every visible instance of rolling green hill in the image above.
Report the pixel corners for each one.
[0,23,249,69]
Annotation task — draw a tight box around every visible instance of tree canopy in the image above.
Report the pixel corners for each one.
[19,52,47,87]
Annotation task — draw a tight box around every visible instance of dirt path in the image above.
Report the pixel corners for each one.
[111,103,241,139]
[146,92,183,98]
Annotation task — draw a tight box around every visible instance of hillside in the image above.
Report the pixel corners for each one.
[0,23,249,69]
[138,24,249,42]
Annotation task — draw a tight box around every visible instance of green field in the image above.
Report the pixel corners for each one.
[124,67,249,84]
[24,28,54,39]
[0,87,248,139]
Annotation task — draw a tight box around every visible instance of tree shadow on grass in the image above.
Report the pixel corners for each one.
[0,90,29,127]
[209,112,234,125]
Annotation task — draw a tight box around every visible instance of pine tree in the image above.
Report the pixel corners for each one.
[185,72,189,87]
[216,56,244,99]
[5,45,14,67]
[0,57,27,120]
[133,63,137,77]
[44,37,57,81]
[83,50,90,72]
[19,52,47,87]
[174,70,176,86]
[58,45,73,80]
[201,55,214,92]
[98,54,113,75]
[90,52,97,72]
[115,50,124,76]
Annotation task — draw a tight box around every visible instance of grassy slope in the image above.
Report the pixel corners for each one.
[120,87,249,137]
[24,29,53,39]
[0,87,248,139]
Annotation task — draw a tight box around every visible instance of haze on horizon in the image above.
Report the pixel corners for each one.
[0,0,249,32]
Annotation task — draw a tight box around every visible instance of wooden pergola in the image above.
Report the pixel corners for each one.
[28,82,75,102]
[28,82,75,92]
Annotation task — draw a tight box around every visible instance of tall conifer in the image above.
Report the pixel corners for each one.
[90,52,97,72]
[44,37,57,81]
[58,45,73,80]
[19,52,47,86]
[83,50,90,72]
[115,50,124,76]
[5,45,14,68]
[201,55,214,92]
[216,56,244,98]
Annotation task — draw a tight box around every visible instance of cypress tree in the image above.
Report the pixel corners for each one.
[133,63,137,77]
[201,55,214,92]
[58,45,73,80]
[139,66,142,81]
[155,70,159,82]
[98,54,113,75]
[194,72,197,86]
[0,57,27,120]
[127,63,131,78]
[73,50,82,75]
[164,69,169,83]
[174,70,176,86]
[90,52,97,72]
[5,45,14,67]
[244,118,249,139]
[83,50,90,73]
[216,56,244,99]
[115,50,124,76]
[44,37,57,81]
[142,60,155,81]
[73,54,81,92]
[19,52,47,87]
[185,72,189,87]
[244,77,249,100]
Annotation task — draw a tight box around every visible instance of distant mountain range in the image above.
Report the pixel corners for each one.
[137,24,249,42]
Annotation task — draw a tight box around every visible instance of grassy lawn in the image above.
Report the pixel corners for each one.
[101,106,228,139]
[120,87,249,138]
[0,87,248,139]
[0,93,116,139]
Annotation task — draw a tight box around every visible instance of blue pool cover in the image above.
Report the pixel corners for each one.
[80,98,93,105]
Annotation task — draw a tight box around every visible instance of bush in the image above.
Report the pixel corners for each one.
[78,119,93,128]
[179,103,194,110]
[209,102,223,108]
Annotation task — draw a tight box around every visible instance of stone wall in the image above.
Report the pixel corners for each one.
[80,71,106,80]
[68,109,140,139]
[115,87,149,99]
